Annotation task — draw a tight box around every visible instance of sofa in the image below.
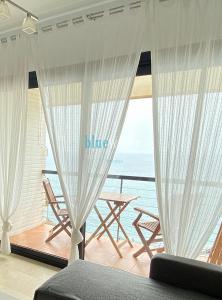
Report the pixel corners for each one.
[34,254,222,299]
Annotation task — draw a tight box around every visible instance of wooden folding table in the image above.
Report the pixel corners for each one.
[86,192,139,258]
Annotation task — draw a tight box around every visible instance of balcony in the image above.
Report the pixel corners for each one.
[10,171,216,275]
[11,223,153,276]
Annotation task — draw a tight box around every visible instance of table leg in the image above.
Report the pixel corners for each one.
[97,202,128,239]
[85,204,119,247]
[94,206,123,258]
[106,201,133,248]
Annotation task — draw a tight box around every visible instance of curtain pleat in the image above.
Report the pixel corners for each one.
[151,0,222,258]
[34,5,146,261]
[0,37,29,254]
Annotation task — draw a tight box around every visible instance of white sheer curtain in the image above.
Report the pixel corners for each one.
[34,4,146,261]
[0,37,29,254]
[151,0,222,258]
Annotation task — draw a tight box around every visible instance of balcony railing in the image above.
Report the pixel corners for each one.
[42,169,218,257]
[42,170,157,243]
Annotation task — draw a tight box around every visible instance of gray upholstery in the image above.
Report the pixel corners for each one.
[34,255,222,300]
[150,254,222,299]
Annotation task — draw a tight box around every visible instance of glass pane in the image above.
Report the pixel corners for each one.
[10,80,219,276]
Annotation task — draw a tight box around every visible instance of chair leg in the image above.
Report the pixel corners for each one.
[50,222,61,232]
[46,221,71,242]
[63,222,72,237]
[133,225,154,259]
[133,245,146,257]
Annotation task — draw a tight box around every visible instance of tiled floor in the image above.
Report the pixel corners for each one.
[0,253,58,300]
[11,224,151,276]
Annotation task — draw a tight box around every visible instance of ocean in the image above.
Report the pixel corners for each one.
[46,152,157,243]
[46,152,217,250]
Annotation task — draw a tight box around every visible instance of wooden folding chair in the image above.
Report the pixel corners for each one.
[43,179,71,242]
[132,207,164,259]
[208,223,222,265]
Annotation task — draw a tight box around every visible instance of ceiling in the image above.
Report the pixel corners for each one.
[0,0,112,33]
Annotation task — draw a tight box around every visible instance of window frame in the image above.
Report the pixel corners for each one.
[11,51,151,268]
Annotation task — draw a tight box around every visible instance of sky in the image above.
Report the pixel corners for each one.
[115,98,154,155]
[46,98,154,166]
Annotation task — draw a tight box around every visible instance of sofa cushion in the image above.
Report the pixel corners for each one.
[34,260,218,300]
[150,254,222,298]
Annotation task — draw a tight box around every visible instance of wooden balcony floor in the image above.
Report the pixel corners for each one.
[10,224,151,277]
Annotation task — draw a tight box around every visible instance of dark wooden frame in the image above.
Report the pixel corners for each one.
[28,51,151,89]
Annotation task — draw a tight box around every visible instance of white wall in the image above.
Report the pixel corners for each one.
[11,89,47,235]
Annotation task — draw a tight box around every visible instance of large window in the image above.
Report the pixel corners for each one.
[9,71,219,273]
[10,73,156,274]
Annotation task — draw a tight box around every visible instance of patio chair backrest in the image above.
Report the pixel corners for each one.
[43,179,60,213]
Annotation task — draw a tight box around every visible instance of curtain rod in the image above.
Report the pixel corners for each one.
[40,1,143,32]
[6,0,39,20]
[0,0,144,40]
